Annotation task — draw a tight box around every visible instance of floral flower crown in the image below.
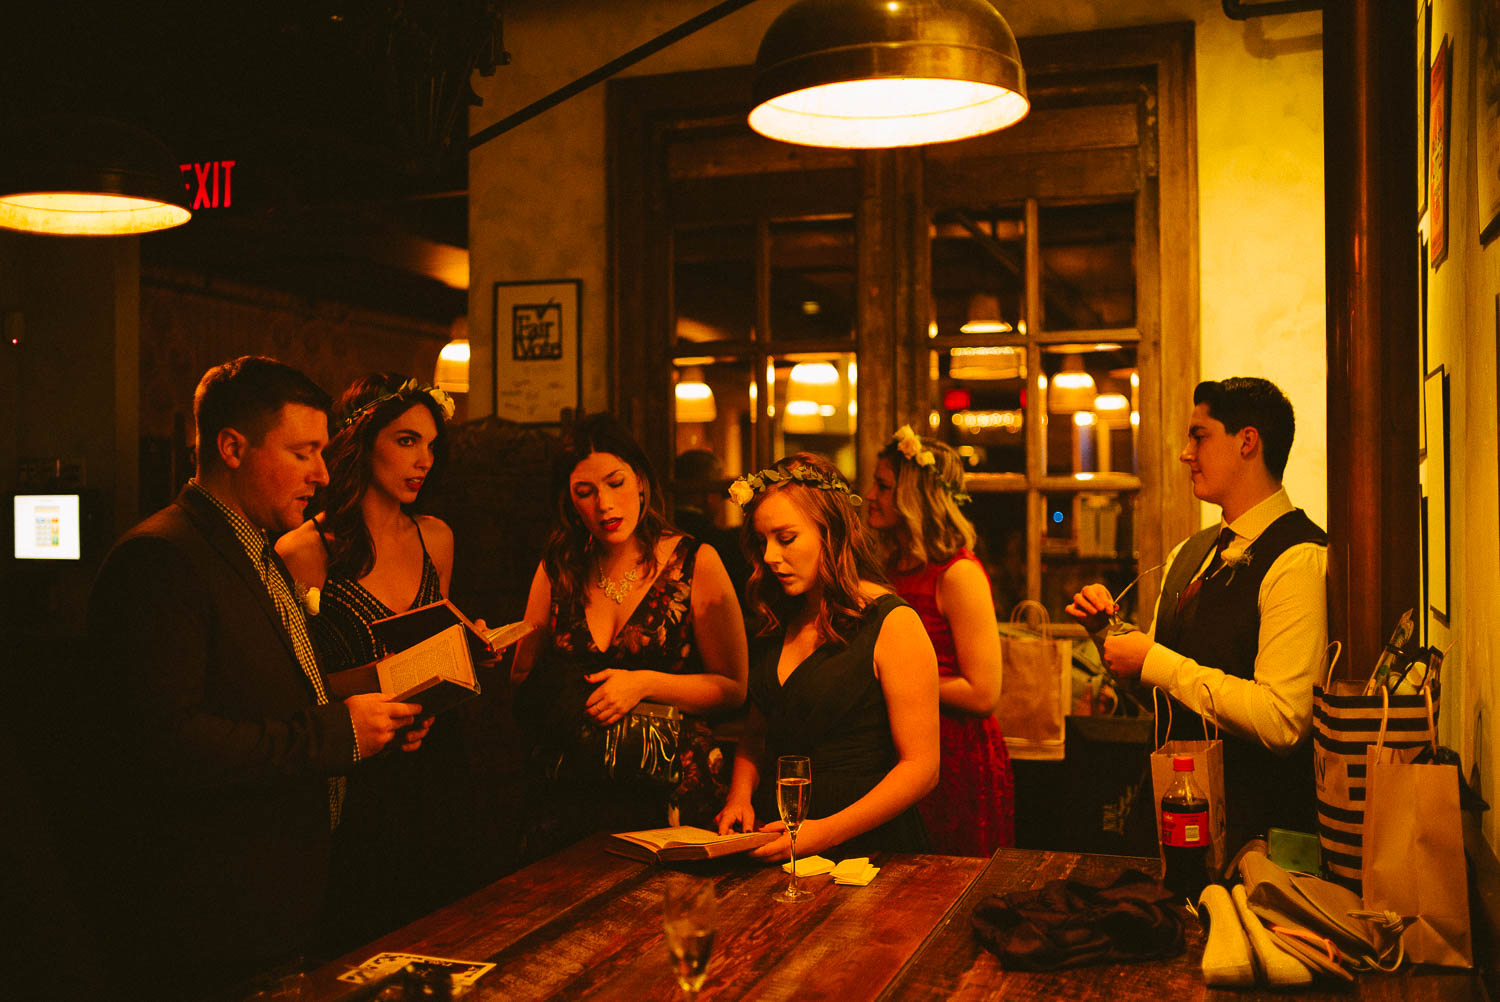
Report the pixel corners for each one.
[339,378,456,431]
[889,425,971,504]
[728,463,863,509]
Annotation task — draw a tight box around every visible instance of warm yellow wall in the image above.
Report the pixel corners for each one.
[1424,0,1500,851]
[468,0,1328,527]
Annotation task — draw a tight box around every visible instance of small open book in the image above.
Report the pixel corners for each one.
[607,826,777,863]
[375,624,478,717]
[371,598,533,659]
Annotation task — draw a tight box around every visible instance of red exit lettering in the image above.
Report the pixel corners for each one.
[179,160,237,209]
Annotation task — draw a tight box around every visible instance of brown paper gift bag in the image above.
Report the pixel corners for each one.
[1361,689,1472,968]
[1149,687,1228,873]
[1314,642,1439,891]
[995,601,1071,761]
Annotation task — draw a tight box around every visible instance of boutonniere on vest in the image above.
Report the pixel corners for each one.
[1212,547,1253,588]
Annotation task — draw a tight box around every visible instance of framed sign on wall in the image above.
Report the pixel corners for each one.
[492,279,582,424]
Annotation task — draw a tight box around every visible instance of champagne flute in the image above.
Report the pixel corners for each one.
[776,755,813,903]
[663,874,717,1000]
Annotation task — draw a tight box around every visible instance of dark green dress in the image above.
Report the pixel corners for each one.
[306,521,475,952]
[748,593,929,853]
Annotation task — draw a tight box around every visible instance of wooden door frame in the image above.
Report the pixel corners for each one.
[607,23,1199,577]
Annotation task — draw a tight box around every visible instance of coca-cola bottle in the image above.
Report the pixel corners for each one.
[1160,753,1211,900]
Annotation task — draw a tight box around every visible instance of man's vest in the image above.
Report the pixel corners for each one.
[1153,508,1327,842]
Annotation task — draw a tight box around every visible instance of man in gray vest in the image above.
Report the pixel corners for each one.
[1068,377,1328,848]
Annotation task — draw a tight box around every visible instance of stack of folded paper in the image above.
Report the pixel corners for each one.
[782,856,835,877]
[831,857,879,886]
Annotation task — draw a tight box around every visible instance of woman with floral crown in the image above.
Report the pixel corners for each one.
[277,371,470,950]
[510,413,747,855]
[865,426,1014,855]
[716,453,939,858]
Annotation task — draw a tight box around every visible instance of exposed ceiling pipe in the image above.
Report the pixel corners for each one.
[1222,0,1322,18]
[468,0,762,151]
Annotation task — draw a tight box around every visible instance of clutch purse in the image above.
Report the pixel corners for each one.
[545,700,683,789]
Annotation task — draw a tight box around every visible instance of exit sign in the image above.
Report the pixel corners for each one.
[179,160,237,209]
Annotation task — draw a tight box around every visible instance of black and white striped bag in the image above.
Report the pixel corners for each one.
[1313,643,1438,890]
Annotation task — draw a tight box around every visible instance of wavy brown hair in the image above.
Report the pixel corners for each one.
[311,373,449,580]
[543,413,674,610]
[874,435,976,568]
[741,453,886,646]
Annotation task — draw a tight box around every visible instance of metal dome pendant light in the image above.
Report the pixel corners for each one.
[749,0,1029,149]
[0,117,192,236]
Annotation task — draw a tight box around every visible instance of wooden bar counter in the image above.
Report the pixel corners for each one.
[283,839,1482,1001]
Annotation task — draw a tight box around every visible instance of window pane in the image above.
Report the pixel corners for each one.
[1038,200,1136,330]
[930,206,1026,339]
[672,358,754,478]
[965,493,1028,615]
[769,217,855,343]
[1041,491,1140,623]
[931,346,1027,474]
[1040,345,1139,476]
[770,352,856,481]
[674,224,754,343]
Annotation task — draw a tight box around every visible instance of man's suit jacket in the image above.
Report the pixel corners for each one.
[84,485,356,995]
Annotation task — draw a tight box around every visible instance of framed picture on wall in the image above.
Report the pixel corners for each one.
[1429,33,1452,267]
[492,279,582,425]
[1420,0,1433,217]
[1423,365,1449,622]
[1479,0,1500,242]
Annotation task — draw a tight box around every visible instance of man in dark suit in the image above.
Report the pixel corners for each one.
[84,356,427,998]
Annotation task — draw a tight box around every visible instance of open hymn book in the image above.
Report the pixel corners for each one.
[607,826,778,863]
[375,624,480,717]
[371,598,533,660]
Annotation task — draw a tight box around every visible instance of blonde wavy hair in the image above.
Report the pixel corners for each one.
[875,434,976,567]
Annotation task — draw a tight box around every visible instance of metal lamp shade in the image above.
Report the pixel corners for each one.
[749,0,1029,149]
[0,117,191,236]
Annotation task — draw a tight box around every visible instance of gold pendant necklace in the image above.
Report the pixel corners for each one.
[597,560,641,604]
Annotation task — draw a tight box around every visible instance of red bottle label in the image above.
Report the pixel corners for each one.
[1161,810,1210,847]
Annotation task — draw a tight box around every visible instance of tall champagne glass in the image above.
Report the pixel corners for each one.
[776,755,812,903]
[663,874,717,1000]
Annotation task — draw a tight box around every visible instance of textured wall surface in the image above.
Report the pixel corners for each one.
[1423,0,1500,853]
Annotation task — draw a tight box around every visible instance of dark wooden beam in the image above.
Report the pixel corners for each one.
[1323,0,1420,678]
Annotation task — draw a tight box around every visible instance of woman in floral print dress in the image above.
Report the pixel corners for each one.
[512,414,747,852]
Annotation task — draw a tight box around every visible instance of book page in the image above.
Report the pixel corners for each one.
[377,625,472,695]
[616,826,733,849]
[483,620,534,651]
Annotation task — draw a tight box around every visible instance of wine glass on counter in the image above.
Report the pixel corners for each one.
[663,874,717,1000]
[776,755,812,903]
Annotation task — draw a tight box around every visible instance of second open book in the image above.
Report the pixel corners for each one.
[607,826,778,863]
[370,599,533,716]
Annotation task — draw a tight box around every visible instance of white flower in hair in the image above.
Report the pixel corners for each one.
[429,387,457,421]
[728,479,756,507]
[893,424,925,461]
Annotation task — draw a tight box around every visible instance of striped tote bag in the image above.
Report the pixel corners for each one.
[1313,645,1438,890]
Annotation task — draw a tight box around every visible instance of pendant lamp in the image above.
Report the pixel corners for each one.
[749,0,1029,149]
[0,117,192,236]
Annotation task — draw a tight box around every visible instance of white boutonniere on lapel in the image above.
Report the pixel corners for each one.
[296,583,321,616]
[1212,547,1253,588]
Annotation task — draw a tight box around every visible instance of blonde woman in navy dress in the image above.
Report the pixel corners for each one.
[716,453,940,859]
[277,372,470,951]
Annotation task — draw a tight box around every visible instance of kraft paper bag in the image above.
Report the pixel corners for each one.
[1149,688,1228,873]
[1361,690,1471,968]
[1313,642,1438,891]
[995,601,1071,761]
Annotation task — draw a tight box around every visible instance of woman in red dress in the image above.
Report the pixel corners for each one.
[865,426,1015,855]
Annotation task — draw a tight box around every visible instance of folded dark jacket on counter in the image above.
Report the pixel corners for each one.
[970,869,1184,971]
